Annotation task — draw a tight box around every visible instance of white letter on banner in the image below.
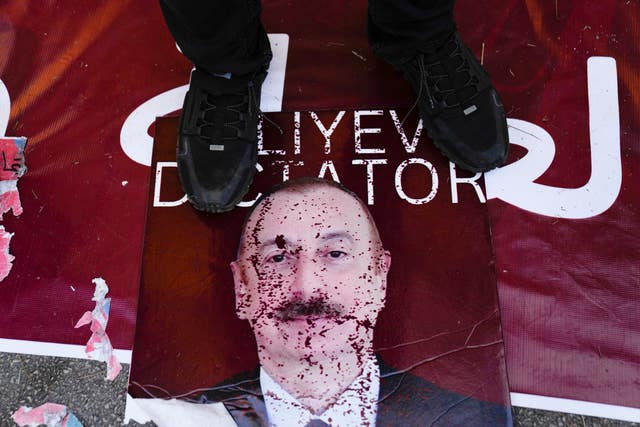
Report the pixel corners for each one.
[352,159,387,204]
[485,57,621,219]
[153,162,188,207]
[395,158,438,205]
[293,111,301,155]
[354,110,385,154]
[0,79,10,136]
[310,111,345,155]
[318,160,341,182]
[450,162,485,204]
[389,110,423,154]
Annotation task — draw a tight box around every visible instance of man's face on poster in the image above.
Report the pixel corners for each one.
[231,185,391,361]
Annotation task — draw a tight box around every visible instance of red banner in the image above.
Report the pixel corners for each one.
[0,0,637,416]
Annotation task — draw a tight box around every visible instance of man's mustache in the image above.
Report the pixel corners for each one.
[275,298,344,321]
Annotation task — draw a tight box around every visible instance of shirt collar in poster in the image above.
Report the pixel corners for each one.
[260,355,380,427]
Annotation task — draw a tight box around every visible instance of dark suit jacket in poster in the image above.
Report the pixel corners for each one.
[199,360,513,427]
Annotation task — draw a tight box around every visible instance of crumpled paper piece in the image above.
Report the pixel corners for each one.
[74,277,122,380]
[124,396,237,427]
[0,225,14,281]
[11,403,83,427]
[0,137,26,220]
[0,179,22,219]
[0,137,26,282]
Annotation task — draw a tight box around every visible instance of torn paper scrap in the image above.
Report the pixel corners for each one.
[123,394,152,425]
[0,225,14,281]
[11,403,83,427]
[0,137,27,180]
[0,137,27,220]
[124,397,237,427]
[74,277,122,380]
[0,180,23,219]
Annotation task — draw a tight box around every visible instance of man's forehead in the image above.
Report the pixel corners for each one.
[253,187,362,219]
[243,187,370,244]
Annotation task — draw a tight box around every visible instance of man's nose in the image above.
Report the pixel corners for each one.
[290,254,323,299]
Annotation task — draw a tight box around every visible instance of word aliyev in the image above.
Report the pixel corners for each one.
[154,109,487,208]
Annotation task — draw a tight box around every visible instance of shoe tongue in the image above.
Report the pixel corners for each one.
[424,37,478,106]
[202,93,245,117]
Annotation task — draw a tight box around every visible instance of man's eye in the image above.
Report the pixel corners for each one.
[328,250,346,258]
[270,253,286,263]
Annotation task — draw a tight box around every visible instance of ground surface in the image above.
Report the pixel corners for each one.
[0,353,636,427]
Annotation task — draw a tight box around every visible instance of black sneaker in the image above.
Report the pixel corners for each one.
[177,68,266,212]
[399,32,509,172]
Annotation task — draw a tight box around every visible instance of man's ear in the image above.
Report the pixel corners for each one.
[372,249,391,314]
[230,260,249,320]
[377,249,391,276]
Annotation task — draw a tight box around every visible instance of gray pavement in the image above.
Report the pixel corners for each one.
[0,352,637,427]
[513,408,638,427]
[0,353,129,427]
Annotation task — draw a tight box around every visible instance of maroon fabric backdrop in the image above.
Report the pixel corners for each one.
[483,2,640,408]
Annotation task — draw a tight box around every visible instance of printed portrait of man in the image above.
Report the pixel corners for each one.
[198,177,511,427]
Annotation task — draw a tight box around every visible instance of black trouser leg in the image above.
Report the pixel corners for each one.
[368,0,456,65]
[159,0,272,77]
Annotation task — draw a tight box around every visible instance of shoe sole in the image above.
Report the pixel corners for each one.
[186,168,257,213]
[176,137,259,214]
